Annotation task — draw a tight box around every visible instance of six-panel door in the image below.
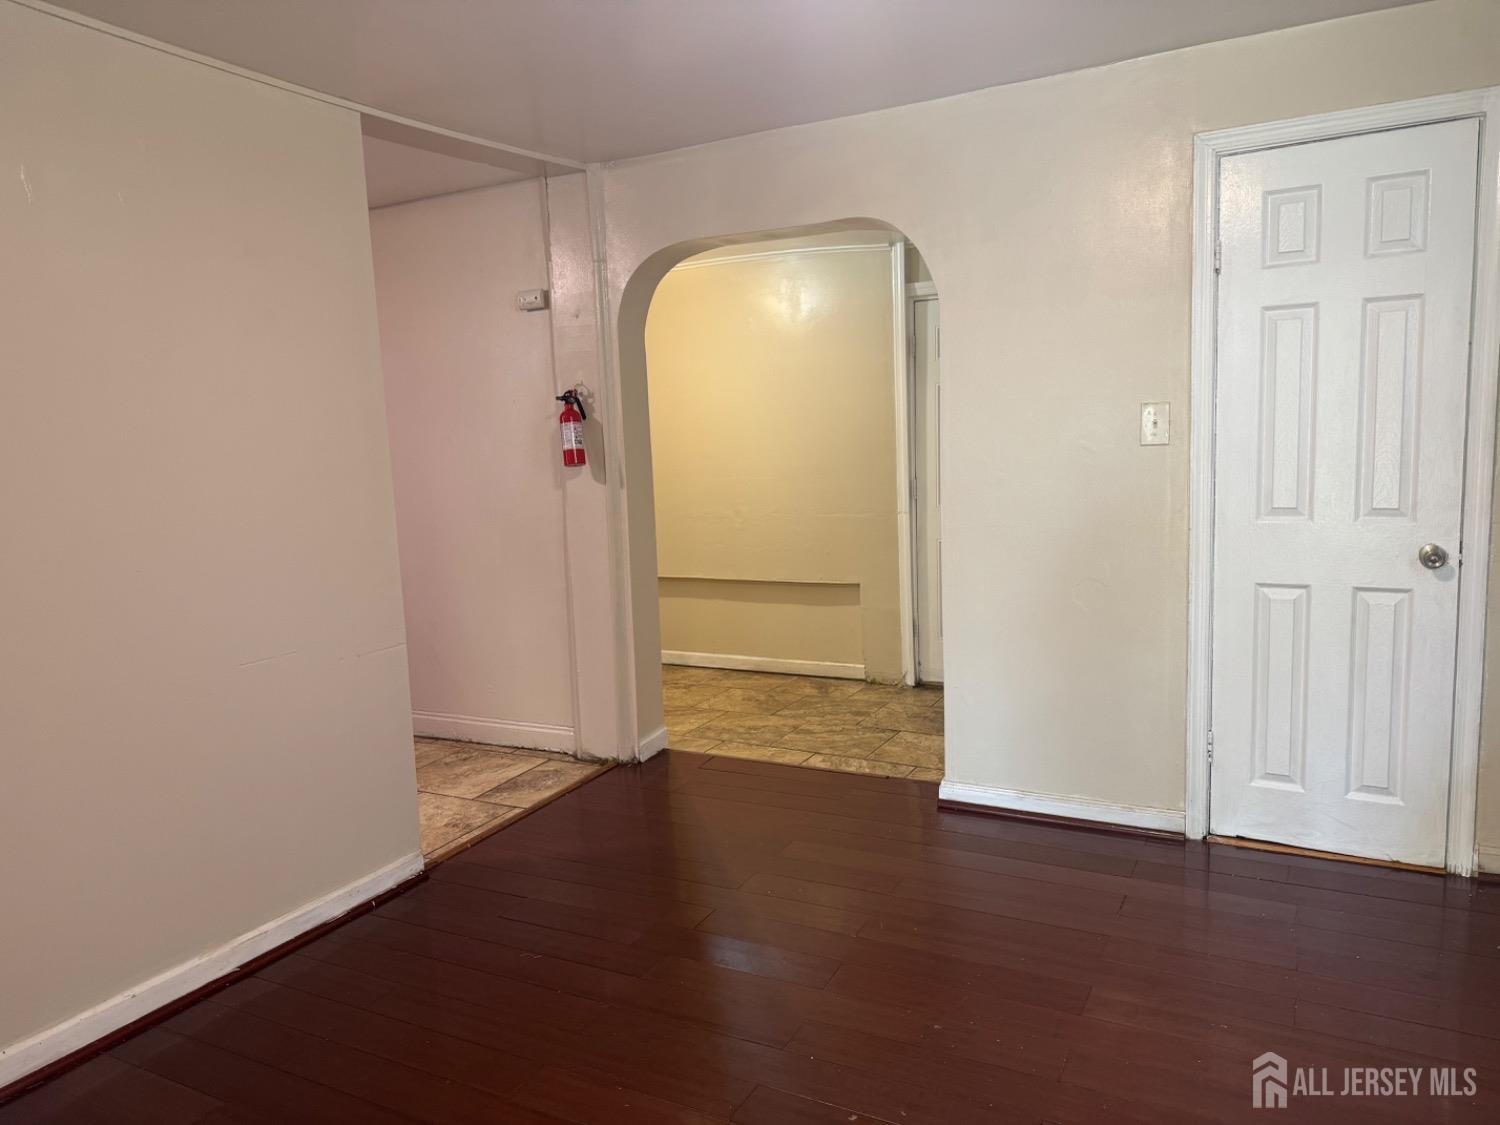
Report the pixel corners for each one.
[1210,120,1479,866]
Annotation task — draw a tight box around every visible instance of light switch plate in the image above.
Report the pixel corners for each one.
[516,288,549,312]
[1140,402,1169,446]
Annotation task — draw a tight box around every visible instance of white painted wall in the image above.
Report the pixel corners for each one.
[540,173,640,759]
[370,181,575,750]
[0,0,418,1072]
[599,0,1500,826]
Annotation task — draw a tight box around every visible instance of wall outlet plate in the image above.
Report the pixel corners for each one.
[1140,401,1169,445]
[516,288,549,312]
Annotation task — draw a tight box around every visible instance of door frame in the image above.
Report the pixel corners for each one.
[906,280,940,684]
[1186,87,1500,876]
[890,240,917,686]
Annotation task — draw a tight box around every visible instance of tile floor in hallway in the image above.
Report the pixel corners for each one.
[663,663,943,779]
[414,739,609,861]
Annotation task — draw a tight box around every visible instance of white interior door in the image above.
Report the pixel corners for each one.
[913,296,943,683]
[1210,119,1479,867]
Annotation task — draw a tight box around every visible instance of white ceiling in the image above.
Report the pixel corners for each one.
[362,136,528,209]
[57,0,1422,164]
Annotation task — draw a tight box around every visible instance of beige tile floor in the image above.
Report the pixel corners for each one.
[664,665,943,779]
[414,739,608,861]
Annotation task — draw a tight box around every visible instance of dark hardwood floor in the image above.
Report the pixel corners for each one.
[7,750,1500,1123]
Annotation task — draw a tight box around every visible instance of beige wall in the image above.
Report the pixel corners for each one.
[646,238,903,679]
[658,578,864,666]
[0,1,418,1060]
[370,181,575,748]
[537,173,643,757]
[601,0,1500,848]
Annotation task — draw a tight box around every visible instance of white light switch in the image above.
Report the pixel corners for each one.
[1140,402,1170,446]
[516,288,549,312]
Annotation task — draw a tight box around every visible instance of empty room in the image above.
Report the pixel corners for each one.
[4,1,1500,1122]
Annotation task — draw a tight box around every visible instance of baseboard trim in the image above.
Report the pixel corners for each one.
[662,650,865,681]
[638,724,669,762]
[0,851,424,1099]
[412,710,574,753]
[1478,846,1500,877]
[938,780,1186,837]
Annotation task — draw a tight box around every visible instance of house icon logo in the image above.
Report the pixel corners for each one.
[1253,1052,1288,1109]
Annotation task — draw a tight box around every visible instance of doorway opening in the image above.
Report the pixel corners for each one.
[626,225,944,781]
[361,129,607,861]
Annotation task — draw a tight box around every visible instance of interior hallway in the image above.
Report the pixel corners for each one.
[10,751,1497,1123]
[664,665,943,779]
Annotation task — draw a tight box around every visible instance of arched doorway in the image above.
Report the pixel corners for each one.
[614,220,944,782]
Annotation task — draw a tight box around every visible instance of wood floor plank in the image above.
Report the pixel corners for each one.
[633,919,843,987]
[205,976,538,1096]
[257,952,753,1118]
[644,952,960,1039]
[160,1002,542,1125]
[1295,1000,1500,1065]
[0,1054,229,1125]
[563,775,1183,875]
[431,859,722,927]
[341,911,812,1046]
[108,1026,410,1125]
[377,880,666,976]
[7,750,1499,1123]
[440,852,872,934]
[509,1064,730,1125]
[784,820,1143,878]
[730,1085,900,1125]
[292,931,611,1031]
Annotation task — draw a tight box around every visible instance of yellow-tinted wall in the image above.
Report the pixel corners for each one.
[646,235,903,680]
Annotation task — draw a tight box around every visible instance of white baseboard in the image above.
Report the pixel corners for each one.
[938,780,1186,834]
[1479,846,1500,875]
[0,850,423,1089]
[412,710,574,753]
[638,724,668,761]
[662,650,865,681]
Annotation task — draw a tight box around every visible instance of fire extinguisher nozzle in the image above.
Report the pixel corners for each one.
[555,389,587,420]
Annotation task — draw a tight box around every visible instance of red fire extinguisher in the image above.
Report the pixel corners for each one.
[556,389,587,467]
